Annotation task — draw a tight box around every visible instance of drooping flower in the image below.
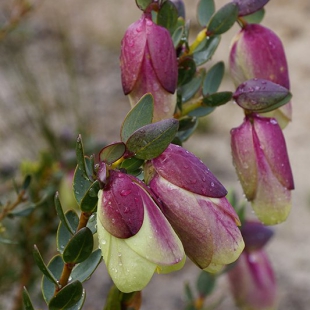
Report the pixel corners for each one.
[229,23,291,128]
[120,13,178,122]
[97,170,185,293]
[231,114,294,225]
[228,221,277,310]
[145,144,245,273]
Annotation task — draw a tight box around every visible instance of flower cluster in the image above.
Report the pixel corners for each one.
[229,20,294,225]
[97,144,244,292]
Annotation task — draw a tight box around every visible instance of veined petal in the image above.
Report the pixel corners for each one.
[151,144,227,198]
[97,212,156,293]
[120,16,147,95]
[231,118,257,200]
[125,185,184,266]
[253,116,294,190]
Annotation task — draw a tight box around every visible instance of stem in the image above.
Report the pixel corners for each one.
[0,189,27,222]
[53,211,92,296]
[174,98,203,118]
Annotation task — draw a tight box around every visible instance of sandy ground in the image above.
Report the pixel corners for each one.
[1,0,310,309]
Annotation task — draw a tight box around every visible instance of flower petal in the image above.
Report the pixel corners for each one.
[120,16,147,95]
[231,118,257,200]
[97,212,156,293]
[98,171,144,239]
[125,184,184,266]
[151,144,227,198]
[253,116,294,190]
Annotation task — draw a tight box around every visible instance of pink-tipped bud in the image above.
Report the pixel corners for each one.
[231,115,294,225]
[229,23,291,128]
[228,250,278,310]
[120,14,178,122]
[146,144,244,272]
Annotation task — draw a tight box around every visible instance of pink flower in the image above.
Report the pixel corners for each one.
[229,23,291,128]
[228,221,278,310]
[231,115,294,225]
[120,13,178,122]
[146,144,244,272]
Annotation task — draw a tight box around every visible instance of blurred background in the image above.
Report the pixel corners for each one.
[0,0,310,309]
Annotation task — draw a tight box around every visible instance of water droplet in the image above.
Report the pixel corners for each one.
[101,240,107,245]
[211,182,215,187]
[124,207,129,213]
[88,188,97,197]
[112,218,115,224]
[118,252,122,257]
[120,189,132,196]
[270,119,278,125]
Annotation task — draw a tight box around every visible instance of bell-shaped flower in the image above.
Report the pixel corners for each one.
[97,170,185,293]
[229,23,291,128]
[231,115,294,225]
[145,144,244,273]
[228,221,278,310]
[120,13,178,122]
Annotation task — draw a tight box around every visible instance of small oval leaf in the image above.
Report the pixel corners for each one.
[80,180,100,212]
[99,142,126,165]
[157,0,178,33]
[120,157,145,172]
[33,245,59,287]
[121,93,154,142]
[202,91,232,107]
[197,0,215,26]
[48,280,84,310]
[23,287,35,310]
[178,57,197,86]
[126,119,179,160]
[207,2,239,35]
[63,227,94,264]
[242,8,265,24]
[75,135,88,180]
[172,26,184,48]
[55,192,75,235]
[203,61,225,95]
[71,249,102,283]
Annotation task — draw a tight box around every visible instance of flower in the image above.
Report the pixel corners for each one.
[145,144,244,273]
[231,114,294,225]
[120,13,178,122]
[97,170,185,293]
[229,23,291,128]
[228,221,277,310]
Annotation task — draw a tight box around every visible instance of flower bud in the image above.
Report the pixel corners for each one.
[228,250,278,310]
[231,115,294,225]
[229,24,291,128]
[120,13,178,122]
[97,170,185,293]
[146,144,244,272]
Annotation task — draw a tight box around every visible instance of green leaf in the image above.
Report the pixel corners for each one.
[121,93,154,142]
[23,287,35,310]
[104,285,122,310]
[71,249,102,283]
[242,8,265,24]
[79,180,100,213]
[99,142,126,165]
[196,271,216,297]
[197,0,215,26]
[202,61,225,95]
[178,57,197,87]
[120,157,145,172]
[126,119,179,160]
[135,0,152,11]
[10,205,35,217]
[22,175,32,190]
[188,106,215,117]
[86,213,97,234]
[75,135,88,180]
[192,35,221,66]
[172,26,184,48]
[55,192,75,235]
[176,117,198,142]
[184,282,194,302]
[33,245,59,287]
[202,91,232,107]
[157,0,178,33]
[73,158,93,205]
[63,227,94,264]
[48,280,84,310]
[207,2,239,35]
[57,210,79,254]
[179,74,203,103]
[41,255,64,304]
